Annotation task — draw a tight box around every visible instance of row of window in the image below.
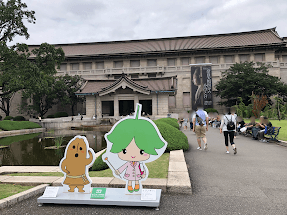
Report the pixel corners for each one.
[60,53,268,71]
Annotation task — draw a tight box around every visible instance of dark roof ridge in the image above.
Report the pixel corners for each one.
[27,27,281,47]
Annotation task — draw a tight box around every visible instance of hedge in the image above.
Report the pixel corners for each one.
[46,115,55,118]
[0,121,41,131]
[91,150,109,171]
[13,116,26,121]
[154,120,189,152]
[156,118,179,130]
[4,116,13,120]
[204,108,219,113]
[54,112,68,118]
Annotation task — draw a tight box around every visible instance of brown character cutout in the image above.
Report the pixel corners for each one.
[60,136,95,193]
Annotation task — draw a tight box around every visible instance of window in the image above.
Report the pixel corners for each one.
[60,63,67,71]
[84,62,92,70]
[148,73,156,78]
[209,56,218,64]
[71,63,79,70]
[168,96,176,108]
[275,55,280,61]
[239,54,249,62]
[167,58,176,66]
[181,57,190,65]
[131,74,139,79]
[114,61,123,68]
[195,57,205,64]
[224,55,233,63]
[183,92,190,107]
[283,55,287,62]
[254,53,265,62]
[130,60,140,67]
[96,61,104,69]
[147,59,157,66]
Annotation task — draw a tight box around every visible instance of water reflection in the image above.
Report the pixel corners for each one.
[0,129,109,166]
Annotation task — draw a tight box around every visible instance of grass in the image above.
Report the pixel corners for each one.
[0,120,41,131]
[0,184,34,200]
[244,119,287,141]
[7,153,170,178]
[0,133,41,146]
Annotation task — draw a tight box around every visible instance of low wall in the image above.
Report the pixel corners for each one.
[0,128,46,138]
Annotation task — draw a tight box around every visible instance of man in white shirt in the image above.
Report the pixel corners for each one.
[192,106,209,150]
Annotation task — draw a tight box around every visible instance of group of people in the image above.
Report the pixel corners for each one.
[187,106,274,154]
[189,106,238,154]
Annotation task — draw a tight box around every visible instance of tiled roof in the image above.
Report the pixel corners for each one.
[78,76,176,95]
[29,28,285,57]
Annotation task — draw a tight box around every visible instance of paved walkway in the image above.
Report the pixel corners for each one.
[1,127,287,214]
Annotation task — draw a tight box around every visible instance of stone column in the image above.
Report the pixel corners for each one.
[234,54,240,63]
[96,96,102,118]
[134,94,139,109]
[114,95,119,117]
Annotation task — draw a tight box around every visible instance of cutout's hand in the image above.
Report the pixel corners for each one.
[115,170,120,175]
[142,174,146,178]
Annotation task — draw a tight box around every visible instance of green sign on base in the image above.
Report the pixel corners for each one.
[91,188,106,199]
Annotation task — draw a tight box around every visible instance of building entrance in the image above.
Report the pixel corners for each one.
[119,100,134,116]
[139,100,152,115]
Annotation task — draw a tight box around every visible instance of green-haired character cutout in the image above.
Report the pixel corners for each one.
[102,103,167,194]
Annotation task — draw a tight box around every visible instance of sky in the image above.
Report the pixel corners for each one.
[8,0,287,45]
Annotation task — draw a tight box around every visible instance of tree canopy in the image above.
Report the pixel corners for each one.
[215,62,287,107]
[0,0,36,42]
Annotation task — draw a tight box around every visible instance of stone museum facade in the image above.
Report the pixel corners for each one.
[2,28,287,119]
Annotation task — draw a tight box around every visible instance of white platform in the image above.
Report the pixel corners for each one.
[37,187,162,208]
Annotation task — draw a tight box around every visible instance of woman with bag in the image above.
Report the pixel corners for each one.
[219,107,237,154]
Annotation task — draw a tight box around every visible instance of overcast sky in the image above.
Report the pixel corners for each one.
[9,0,287,45]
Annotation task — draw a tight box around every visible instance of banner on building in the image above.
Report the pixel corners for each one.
[191,66,201,110]
[202,66,213,109]
[191,66,213,110]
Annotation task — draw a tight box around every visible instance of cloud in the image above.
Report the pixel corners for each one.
[8,0,287,46]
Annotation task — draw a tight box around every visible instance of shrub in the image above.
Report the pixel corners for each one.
[47,115,55,118]
[0,121,41,131]
[4,116,13,120]
[204,108,218,114]
[54,112,68,118]
[92,150,109,171]
[13,116,26,121]
[0,116,2,121]
[156,118,179,130]
[154,121,189,152]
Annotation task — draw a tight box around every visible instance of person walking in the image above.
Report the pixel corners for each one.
[220,108,237,154]
[192,106,208,150]
[182,117,188,130]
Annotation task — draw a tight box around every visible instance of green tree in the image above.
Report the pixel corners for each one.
[0,0,36,42]
[21,43,65,117]
[0,0,35,116]
[0,42,34,116]
[56,75,85,116]
[215,62,287,107]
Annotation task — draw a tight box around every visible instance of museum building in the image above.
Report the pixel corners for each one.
[3,28,287,119]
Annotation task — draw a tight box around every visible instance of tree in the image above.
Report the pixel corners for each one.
[0,0,35,116]
[0,42,34,116]
[0,0,36,43]
[56,75,85,116]
[215,62,287,107]
[21,43,65,117]
[251,94,268,118]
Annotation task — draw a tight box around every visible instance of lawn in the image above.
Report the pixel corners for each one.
[0,184,34,200]
[0,120,41,131]
[7,153,170,178]
[244,119,287,141]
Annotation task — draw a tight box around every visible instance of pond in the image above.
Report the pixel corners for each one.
[0,127,111,166]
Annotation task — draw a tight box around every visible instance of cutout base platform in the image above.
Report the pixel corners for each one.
[37,187,162,208]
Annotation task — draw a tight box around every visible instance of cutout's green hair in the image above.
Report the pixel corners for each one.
[108,104,165,155]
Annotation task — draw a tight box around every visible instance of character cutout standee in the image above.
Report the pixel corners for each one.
[103,103,168,194]
[60,136,95,193]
